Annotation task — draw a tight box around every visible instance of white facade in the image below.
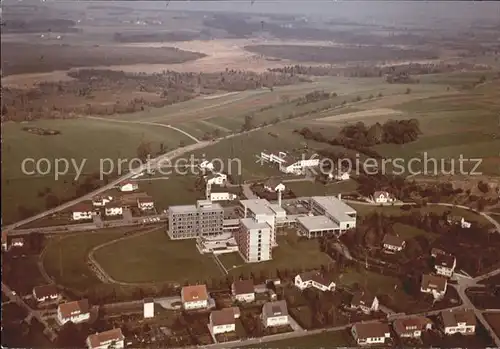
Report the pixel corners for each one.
[444,324,476,335]
[210,192,237,202]
[264,315,289,327]
[206,173,228,186]
[57,308,90,325]
[384,243,405,252]
[138,200,154,211]
[260,151,287,165]
[235,293,255,303]
[420,285,447,300]
[281,158,320,175]
[87,334,124,349]
[199,160,215,172]
[144,301,154,318]
[435,265,456,278]
[120,183,138,192]
[72,211,93,221]
[460,218,471,229]
[33,293,58,303]
[351,326,391,346]
[373,191,393,204]
[92,196,112,207]
[212,323,235,335]
[11,239,24,247]
[105,206,123,216]
[264,183,285,192]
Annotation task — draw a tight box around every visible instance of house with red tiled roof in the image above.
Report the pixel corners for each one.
[393,316,433,338]
[137,196,154,211]
[33,284,59,303]
[72,202,94,221]
[181,285,209,310]
[57,299,90,325]
[351,322,391,346]
[231,279,255,303]
[86,328,125,349]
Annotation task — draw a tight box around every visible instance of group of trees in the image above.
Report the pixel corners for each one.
[2,69,309,121]
[339,119,422,146]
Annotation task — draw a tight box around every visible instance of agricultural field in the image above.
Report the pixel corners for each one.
[93,228,224,284]
[42,227,139,291]
[224,234,333,279]
[485,313,500,339]
[1,118,193,223]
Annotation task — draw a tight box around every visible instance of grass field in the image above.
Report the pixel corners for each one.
[285,180,359,197]
[225,234,333,279]
[93,228,224,284]
[484,313,500,339]
[42,227,138,291]
[242,329,353,348]
[1,118,194,223]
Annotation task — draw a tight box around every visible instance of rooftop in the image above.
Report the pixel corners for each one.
[310,196,356,222]
[211,309,236,326]
[87,328,125,349]
[240,199,275,216]
[421,274,447,292]
[442,309,476,328]
[393,316,432,336]
[232,279,255,295]
[353,322,391,340]
[435,253,456,269]
[169,204,196,214]
[33,284,59,299]
[58,299,90,319]
[262,300,288,318]
[268,204,286,216]
[297,215,339,231]
[382,234,406,248]
[240,218,271,231]
[351,291,377,307]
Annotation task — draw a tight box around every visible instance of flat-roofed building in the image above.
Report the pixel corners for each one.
[296,215,340,238]
[309,196,356,233]
[168,200,224,240]
[236,218,272,263]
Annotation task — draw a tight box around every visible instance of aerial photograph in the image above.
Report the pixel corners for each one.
[1,0,500,347]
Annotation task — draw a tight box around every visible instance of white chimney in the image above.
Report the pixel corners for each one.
[337,193,342,201]
[278,190,282,207]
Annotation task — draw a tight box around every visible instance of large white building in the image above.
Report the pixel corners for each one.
[237,218,272,263]
[296,196,356,238]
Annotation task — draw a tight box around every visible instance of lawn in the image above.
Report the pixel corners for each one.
[484,313,500,339]
[243,329,353,348]
[217,252,246,270]
[136,174,205,211]
[42,227,138,291]
[1,118,194,223]
[285,180,358,197]
[392,223,437,240]
[93,228,224,284]
[227,234,333,279]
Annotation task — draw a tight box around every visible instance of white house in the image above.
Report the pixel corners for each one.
[372,191,393,204]
[351,292,379,314]
[92,195,112,207]
[206,172,228,186]
[351,322,391,346]
[199,160,215,172]
[33,284,59,303]
[281,157,320,175]
[328,172,350,181]
[434,253,456,277]
[231,280,255,303]
[11,237,24,248]
[57,299,91,325]
[209,308,237,335]
[264,179,285,193]
[460,218,472,229]
[137,196,155,211]
[393,316,433,338]
[86,328,125,349]
[259,151,288,166]
[420,274,447,300]
[181,284,209,310]
[294,271,336,292]
[441,309,476,336]
[261,300,289,328]
[72,203,94,221]
[119,182,139,192]
[104,203,123,216]
[210,191,238,202]
[382,234,406,253]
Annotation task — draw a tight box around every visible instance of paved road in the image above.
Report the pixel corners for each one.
[1,282,57,341]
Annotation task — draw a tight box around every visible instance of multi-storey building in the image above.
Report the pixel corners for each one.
[167,200,224,240]
[239,199,277,245]
[236,218,272,263]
